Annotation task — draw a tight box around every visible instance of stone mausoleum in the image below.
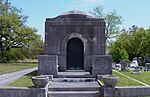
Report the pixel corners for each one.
[38,10,112,77]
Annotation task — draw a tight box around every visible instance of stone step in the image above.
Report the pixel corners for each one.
[48,79,102,97]
[48,91,101,97]
[52,78,96,82]
[49,87,100,91]
[57,75,94,78]
[57,71,94,78]
[49,81,101,91]
[65,70,86,72]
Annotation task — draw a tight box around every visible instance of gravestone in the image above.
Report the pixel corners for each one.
[131,66,142,74]
[137,57,143,66]
[38,10,112,77]
[145,63,150,71]
[144,56,150,63]
[120,61,128,71]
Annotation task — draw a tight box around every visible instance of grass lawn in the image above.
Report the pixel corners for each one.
[0,63,37,75]
[119,71,150,86]
[8,71,37,87]
[113,71,144,86]
[8,68,150,87]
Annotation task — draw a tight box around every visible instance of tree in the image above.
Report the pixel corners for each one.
[0,0,43,62]
[109,41,129,63]
[90,5,123,44]
[22,36,44,59]
[109,25,150,62]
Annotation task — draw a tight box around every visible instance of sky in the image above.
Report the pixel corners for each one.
[10,0,150,39]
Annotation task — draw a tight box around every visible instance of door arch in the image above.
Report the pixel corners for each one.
[67,38,84,70]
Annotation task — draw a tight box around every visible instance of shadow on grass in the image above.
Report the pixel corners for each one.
[25,70,37,76]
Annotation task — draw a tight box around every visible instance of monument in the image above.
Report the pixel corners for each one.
[38,10,112,77]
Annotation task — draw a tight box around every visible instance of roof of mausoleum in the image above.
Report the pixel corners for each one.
[46,10,104,22]
[58,10,94,18]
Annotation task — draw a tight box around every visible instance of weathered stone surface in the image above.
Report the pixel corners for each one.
[39,10,112,76]
[117,86,150,97]
[120,61,128,71]
[38,55,58,77]
[44,11,106,72]
[48,80,102,97]
[0,86,48,97]
[145,63,150,71]
[92,55,112,76]
[32,76,49,88]
[104,87,116,97]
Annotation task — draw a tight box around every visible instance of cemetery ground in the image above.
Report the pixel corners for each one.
[8,69,150,87]
[113,70,146,86]
[8,70,37,87]
[114,70,150,86]
[0,62,37,75]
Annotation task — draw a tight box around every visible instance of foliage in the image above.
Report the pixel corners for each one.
[90,5,123,44]
[3,48,25,62]
[0,0,44,62]
[109,41,129,63]
[110,26,150,61]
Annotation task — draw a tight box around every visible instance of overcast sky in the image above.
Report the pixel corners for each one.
[11,0,150,39]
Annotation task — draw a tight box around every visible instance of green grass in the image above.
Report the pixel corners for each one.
[0,63,37,75]
[113,71,144,86]
[8,71,37,87]
[119,71,150,85]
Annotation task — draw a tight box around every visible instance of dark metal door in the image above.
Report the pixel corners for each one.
[67,38,84,70]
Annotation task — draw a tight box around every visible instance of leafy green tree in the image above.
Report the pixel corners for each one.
[0,0,43,62]
[90,5,123,44]
[110,26,150,62]
[23,36,44,59]
[109,41,129,63]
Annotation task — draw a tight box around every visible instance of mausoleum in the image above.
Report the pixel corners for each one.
[38,10,112,77]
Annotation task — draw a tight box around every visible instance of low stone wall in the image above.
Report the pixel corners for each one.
[1,82,150,97]
[0,82,50,97]
[104,86,150,97]
[0,87,46,97]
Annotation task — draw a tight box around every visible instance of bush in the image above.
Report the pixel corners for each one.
[0,48,25,62]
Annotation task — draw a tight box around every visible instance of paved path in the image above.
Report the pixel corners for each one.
[113,70,149,86]
[0,67,38,86]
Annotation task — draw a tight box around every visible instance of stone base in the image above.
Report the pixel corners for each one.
[104,87,116,97]
[92,55,112,76]
[38,55,58,77]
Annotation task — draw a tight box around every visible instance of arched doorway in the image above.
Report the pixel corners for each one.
[67,38,84,70]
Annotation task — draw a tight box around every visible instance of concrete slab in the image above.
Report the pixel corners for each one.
[50,82,100,89]
[52,78,96,82]
[48,80,102,97]
[57,71,93,78]
[58,71,90,75]
[48,91,101,97]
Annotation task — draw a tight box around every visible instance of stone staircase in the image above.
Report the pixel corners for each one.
[57,70,94,78]
[48,78,102,97]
